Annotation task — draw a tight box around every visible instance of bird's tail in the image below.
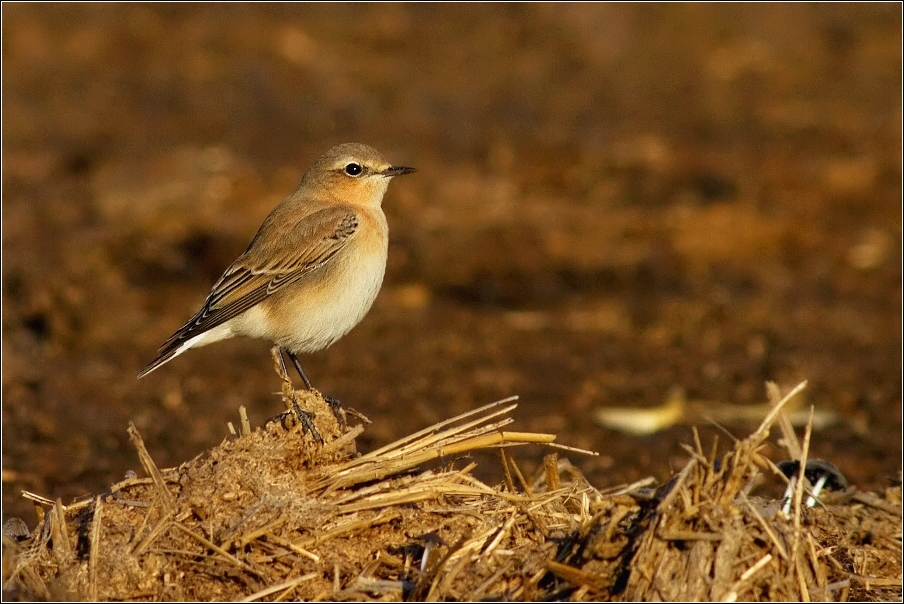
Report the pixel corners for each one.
[137,348,182,379]
[136,336,197,379]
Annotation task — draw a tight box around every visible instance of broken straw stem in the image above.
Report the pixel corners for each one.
[805,474,828,507]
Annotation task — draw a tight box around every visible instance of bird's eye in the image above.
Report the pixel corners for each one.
[344,163,363,176]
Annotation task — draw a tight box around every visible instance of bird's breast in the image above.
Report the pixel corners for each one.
[239,210,389,353]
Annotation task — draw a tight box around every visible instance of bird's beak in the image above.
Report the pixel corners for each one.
[381,165,416,177]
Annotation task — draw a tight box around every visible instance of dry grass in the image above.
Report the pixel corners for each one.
[2,380,901,601]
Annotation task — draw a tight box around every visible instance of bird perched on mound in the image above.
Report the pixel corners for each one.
[138,143,415,410]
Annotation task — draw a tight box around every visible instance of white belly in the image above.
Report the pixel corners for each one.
[228,234,388,354]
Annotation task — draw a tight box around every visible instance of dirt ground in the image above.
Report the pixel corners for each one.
[2,3,901,529]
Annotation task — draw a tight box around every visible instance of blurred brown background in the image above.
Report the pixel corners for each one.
[3,4,901,521]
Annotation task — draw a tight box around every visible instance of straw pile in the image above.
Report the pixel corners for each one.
[3,380,901,601]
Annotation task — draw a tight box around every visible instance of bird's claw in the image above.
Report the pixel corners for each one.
[324,395,348,430]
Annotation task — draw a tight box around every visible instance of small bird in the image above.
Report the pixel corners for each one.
[138,143,415,398]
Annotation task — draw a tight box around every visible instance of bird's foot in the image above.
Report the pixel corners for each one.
[323,395,348,430]
[292,402,325,445]
[268,397,324,445]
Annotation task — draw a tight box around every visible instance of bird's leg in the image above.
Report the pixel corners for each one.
[273,346,293,386]
[285,349,314,389]
[285,349,348,430]
[270,346,324,443]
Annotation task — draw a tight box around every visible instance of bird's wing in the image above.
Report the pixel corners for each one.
[157,205,359,353]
